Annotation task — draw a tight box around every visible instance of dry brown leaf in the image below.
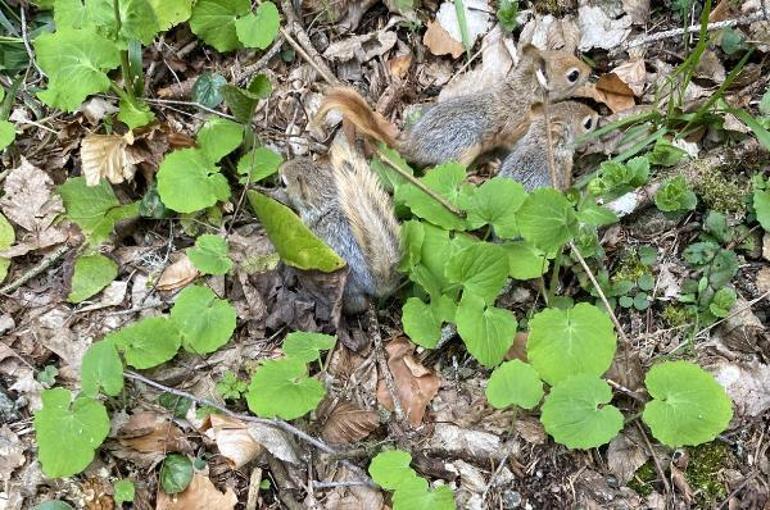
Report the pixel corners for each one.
[79,98,119,125]
[203,414,264,469]
[247,423,301,465]
[0,425,25,482]
[712,360,770,417]
[81,132,143,186]
[756,267,770,294]
[321,401,379,444]
[323,31,398,63]
[514,416,546,445]
[423,20,464,59]
[519,13,581,53]
[505,332,528,362]
[606,430,649,483]
[388,54,413,80]
[376,337,440,428]
[156,473,237,510]
[594,74,636,113]
[117,411,192,455]
[611,59,647,96]
[0,158,65,236]
[670,465,694,505]
[157,255,199,291]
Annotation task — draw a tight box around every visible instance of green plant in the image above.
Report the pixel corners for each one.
[655,175,697,212]
[187,234,233,275]
[369,450,455,509]
[160,454,193,494]
[679,241,739,325]
[113,479,135,505]
[496,0,518,32]
[216,370,248,400]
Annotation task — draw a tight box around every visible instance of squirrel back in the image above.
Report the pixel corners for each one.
[499,101,598,191]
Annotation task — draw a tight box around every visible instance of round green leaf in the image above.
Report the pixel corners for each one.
[445,242,509,303]
[81,339,124,397]
[113,479,135,504]
[392,480,456,510]
[118,97,155,130]
[246,358,325,419]
[463,177,526,238]
[395,162,467,231]
[402,297,443,349]
[67,253,118,303]
[86,0,160,44]
[517,188,577,252]
[34,388,110,477]
[109,316,181,369]
[187,234,232,275]
[456,293,517,368]
[235,1,280,49]
[527,303,617,385]
[642,361,733,447]
[0,120,16,150]
[157,148,230,213]
[368,450,416,490]
[540,375,623,449]
[192,72,227,108]
[160,454,193,494]
[148,0,193,30]
[197,117,244,163]
[502,240,549,280]
[189,0,251,52]
[282,331,336,363]
[486,360,544,410]
[237,147,283,183]
[170,285,236,354]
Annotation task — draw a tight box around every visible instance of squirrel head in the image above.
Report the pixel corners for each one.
[546,101,599,145]
[279,158,337,213]
[521,45,591,102]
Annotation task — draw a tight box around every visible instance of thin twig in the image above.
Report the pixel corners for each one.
[605,378,646,403]
[542,100,559,189]
[623,11,766,50]
[693,288,770,338]
[0,244,71,295]
[717,470,759,510]
[236,35,286,85]
[123,371,376,487]
[636,422,672,497]
[280,0,340,86]
[375,147,465,218]
[20,7,46,79]
[311,480,368,489]
[368,304,406,424]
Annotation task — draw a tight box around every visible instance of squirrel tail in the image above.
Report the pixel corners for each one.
[317,88,400,149]
[329,139,401,296]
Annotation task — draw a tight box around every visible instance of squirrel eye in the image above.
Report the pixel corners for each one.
[582,117,593,130]
[566,68,581,83]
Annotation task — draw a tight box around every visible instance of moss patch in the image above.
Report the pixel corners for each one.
[694,161,751,215]
[686,442,733,505]
[628,461,657,497]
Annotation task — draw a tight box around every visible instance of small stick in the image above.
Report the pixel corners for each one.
[280,0,340,86]
[368,304,406,424]
[605,378,646,403]
[623,12,766,50]
[245,467,263,510]
[0,244,71,295]
[236,35,286,85]
[20,7,46,79]
[693,288,770,338]
[375,147,465,218]
[636,422,672,497]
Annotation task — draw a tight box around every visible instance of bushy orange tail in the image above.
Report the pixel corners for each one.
[316,88,399,148]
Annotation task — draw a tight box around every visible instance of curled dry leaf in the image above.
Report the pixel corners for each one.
[203,414,264,469]
[592,74,636,113]
[611,59,647,97]
[323,31,398,63]
[423,20,464,59]
[519,14,581,54]
[117,411,192,456]
[157,255,199,291]
[578,6,633,51]
[376,337,440,428]
[247,422,302,465]
[156,473,237,510]
[321,401,379,444]
[606,429,649,483]
[426,423,505,462]
[81,132,145,186]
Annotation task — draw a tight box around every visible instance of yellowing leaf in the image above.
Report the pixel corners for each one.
[80,133,141,186]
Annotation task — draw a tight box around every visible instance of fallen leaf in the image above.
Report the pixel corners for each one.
[426,423,505,462]
[321,401,379,444]
[578,6,633,51]
[156,473,237,510]
[81,132,143,186]
[376,337,440,428]
[607,429,649,483]
[594,73,636,113]
[0,425,25,482]
[157,255,199,291]
[611,59,647,96]
[423,20,464,59]
[434,0,492,50]
[756,267,770,295]
[79,97,119,125]
[8,369,44,411]
[117,411,192,456]
[247,422,301,465]
[323,30,398,63]
[519,13,581,54]
[671,464,694,505]
[622,0,650,25]
[716,297,764,352]
[203,414,263,469]
[504,331,528,362]
[388,54,413,80]
[514,416,545,445]
[712,360,770,417]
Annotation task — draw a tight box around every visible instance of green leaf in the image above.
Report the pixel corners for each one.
[502,240,549,280]
[282,331,336,363]
[235,1,280,49]
[81,339,124,398]
[396,162,466,230]
[216,371,248,400]
[730,107,770,152]
[147,0,192,30]
[86,0,160,44]
[709,287,736,317]
[187,234,232,275]
[402,221,454,299]
[462,177,526,238]
[642,361,733,447]
[540,375,623,449]
[189,0,250,52]
[369,450,417,490]
[160,454,193,494]
[720,27,745,55]
[527,303,617,385]
[497,0,519,32]
[517,188,577,252]
[754,188,770,232]
[654,175,697,212]
[648,139,687,167]
[577,203,618,227]
[34,388,110,477]
[157,148,230,213]
[246,357,325,419]
[197,117,243,163]
[192,72,227,108]
[114,479,135,504]
[109,316,181,369]
[118,97,155,130]
[0,213,15,284]
[0,120,16,150]
[170,285,236,354]
[67,253,118,303]
[237,147,282,183]
[221,74,272,123]
[33,502,74,510]
[34,28,120,111]
[486,360,543,410]
[445,241,508,303]
[246,190,345,272]
[54,0,88,28]
[760,86,770,116]
[392,480,455,510]
[402,297,443,349]
[456,293,517,368]
[58,177,140,245]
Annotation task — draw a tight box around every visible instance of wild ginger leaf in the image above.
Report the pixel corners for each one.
[0,120,16,150]
[517,188,577,252]
[34,28,120,111]
[486,360,543,410]
[396,162,466,231]
[80,338,124,397]
[86,0,160,44]
[147,0,192,30]
[246,190,345,272]
[282,331,336,363]
[642,361,733,447]
[455,293,517,368]
[401,295,455,349]
[461,177,526,238]
[187,234,232,275]
[246,357,326,419]
[118,97,155,130]
[235,1,280,49]
[368,450,418,490]
[34,388,110,477]
[157,148,230,213]
[189,0,250,52]
[109,316,181,369]
[113,479,135,504]
[502,240,549,280]
[67,253,118,303]
[197,117,243,163]
[445,241,509,303]
[170,285,236,354]
[392,479,456,510]
[237,147,282,183]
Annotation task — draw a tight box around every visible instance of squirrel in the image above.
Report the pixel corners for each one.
[498,101,598,191]
[315,45,591,167]
[279,140,401,314]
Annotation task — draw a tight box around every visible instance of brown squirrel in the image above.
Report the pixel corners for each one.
[498,101,598,191]
[316,45,591,167]
[279,140,401,314]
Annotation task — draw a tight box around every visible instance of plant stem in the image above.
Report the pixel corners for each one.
[113,0,135,101]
